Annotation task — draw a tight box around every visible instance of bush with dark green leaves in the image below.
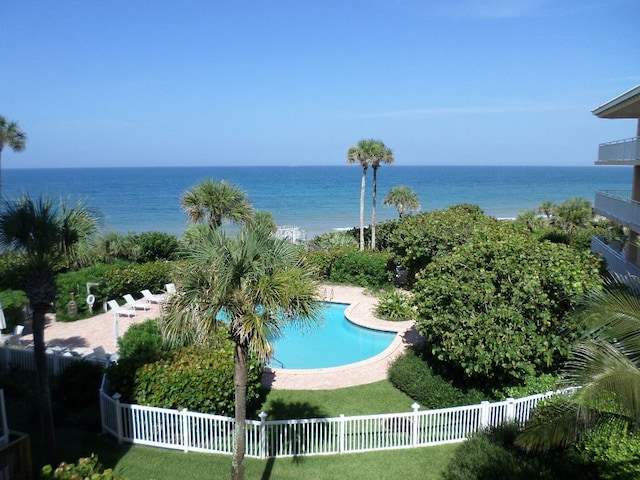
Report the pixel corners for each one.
[328,247,392,288]
[117,318,165,359]
[0,289,28,330]
[133,231,179,263]
[413,228,602,389]
[388,348,484,408]
[0,253,29,291]
[54,360,105,409]
[382,205,490,285]
[99,260,176,301]
[442,422,590,480]
[107,339,263,416]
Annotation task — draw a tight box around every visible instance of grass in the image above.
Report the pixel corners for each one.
[256,380,416,418]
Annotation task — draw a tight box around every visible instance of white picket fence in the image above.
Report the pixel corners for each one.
[0,344,560,459]
[99,383,559,458]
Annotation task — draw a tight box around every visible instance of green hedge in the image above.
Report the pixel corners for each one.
[0,289,28,331]
[107,339,263,416]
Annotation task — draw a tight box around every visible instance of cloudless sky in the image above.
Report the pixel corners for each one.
[2,0,639,168]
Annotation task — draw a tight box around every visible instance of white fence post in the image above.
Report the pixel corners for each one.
[339,414,345,453]
[259,411,268,459]
[411,403,420,447]
[113,393,123,445]
[181,408,189,452]
[480,401,490,428]
[506,398,515,422]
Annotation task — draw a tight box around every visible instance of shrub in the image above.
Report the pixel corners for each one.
[375,290,414,321]
[0,289,28,330]
[388,348,483,409]
[107,340,263,416]
[413,229,602,389]
[577,419,640,480]
[329,248,392,288]
[99,260,176,301]
[41,454,130,480]
[309,231,357,251]
[133,231,179,263]
[54,360,105,410]
[117,318,165,359]
[442,423,589,480]
[0,253,29,291]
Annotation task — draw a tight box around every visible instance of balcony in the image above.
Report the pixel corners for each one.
[594,190,640,232]
[591,236,640,278]
[596,137,640,165]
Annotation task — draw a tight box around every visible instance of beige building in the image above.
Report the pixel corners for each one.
[591,84,640,276]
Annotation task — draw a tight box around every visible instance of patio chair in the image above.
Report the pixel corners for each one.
[107,300,137,317]
[141,289,166,304]
[123,294,151,311]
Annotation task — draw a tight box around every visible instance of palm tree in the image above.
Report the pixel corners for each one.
[369,141,394,250]
[383,185,420,218]
[347,139,393,250]
[180,178,254,230]
[0,115,27,199]
[517,276,640,451]
[162,221,322,480]
[0,194,98,466]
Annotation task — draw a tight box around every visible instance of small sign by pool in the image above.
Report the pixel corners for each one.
[269,302,397,370]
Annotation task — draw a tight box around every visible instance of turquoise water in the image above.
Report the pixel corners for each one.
[3,165,632,238]
[269,303,396,370]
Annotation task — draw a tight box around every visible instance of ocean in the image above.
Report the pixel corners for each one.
[2,165,633,239]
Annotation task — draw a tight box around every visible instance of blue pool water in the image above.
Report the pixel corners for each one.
[269,303,397,370]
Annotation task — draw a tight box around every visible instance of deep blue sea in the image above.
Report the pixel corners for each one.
[2,166,633,238]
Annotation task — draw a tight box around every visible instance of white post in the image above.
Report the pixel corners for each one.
[259,411,268,459]
[113,393,123,445]
[181,408,189,452]
[411,402,420,447]
[506,398,516,423]
[113,313,119,351]
[480,401,490,428]
[339,414,345,453]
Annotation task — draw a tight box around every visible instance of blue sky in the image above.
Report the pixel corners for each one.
[2,0,639,168]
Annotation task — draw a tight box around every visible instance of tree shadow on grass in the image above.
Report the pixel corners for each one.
[260,399,328,480]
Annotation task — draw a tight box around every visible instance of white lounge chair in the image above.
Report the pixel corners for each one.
[107,300,136,317]
[123,294,151,311]
[165,283,176,295]
[141,289,166,304]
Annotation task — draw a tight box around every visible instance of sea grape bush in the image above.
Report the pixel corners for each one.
[383,205,491,285]
[100,260,176,300]
[116,318,165,359]
[0,289,28,329]
[133,231,179,262]
[413,230,602,388]
[41,454,130,480]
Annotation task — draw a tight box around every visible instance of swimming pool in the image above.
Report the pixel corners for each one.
[269,302,397,370]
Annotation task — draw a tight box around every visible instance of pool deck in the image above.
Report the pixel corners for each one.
[15,284,422,390]
[262,284,422,390]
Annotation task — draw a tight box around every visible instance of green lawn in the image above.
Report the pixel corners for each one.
[106,442,458,480]
[255,380,417,418]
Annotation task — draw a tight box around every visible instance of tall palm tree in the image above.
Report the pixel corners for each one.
[0,115,27,199]
[517,276,640,451]
[162,221,322,480]
[180,178,254,230]
[383,185,420,218]
[369,141,394,250]
[347,139,393,250]
[0,194,98,466]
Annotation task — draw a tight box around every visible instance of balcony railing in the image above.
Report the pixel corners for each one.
[596,137,640,164]
[594,190,640,232]
[591,236,640,278]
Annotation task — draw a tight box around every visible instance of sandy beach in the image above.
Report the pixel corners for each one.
[16,285,421,389]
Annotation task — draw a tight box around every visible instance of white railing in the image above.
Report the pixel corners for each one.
[596,137,640,164]
[594,190,640,232]
[99,387,561,458]
[0,345,109,375]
